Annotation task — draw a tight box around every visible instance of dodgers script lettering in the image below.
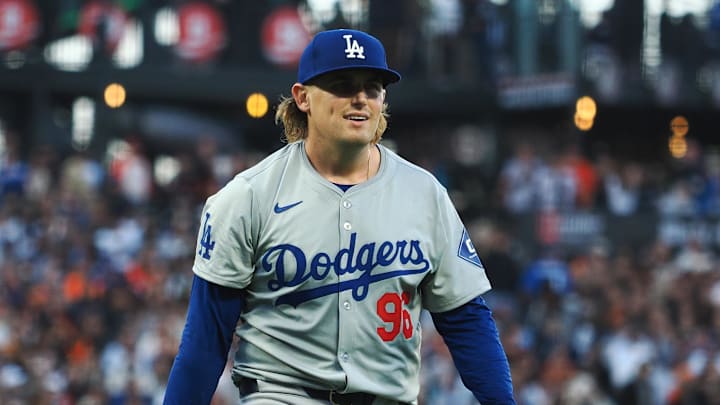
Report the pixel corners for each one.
[261,233,429,307]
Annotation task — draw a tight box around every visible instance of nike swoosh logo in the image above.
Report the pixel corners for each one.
[274,201,303,213]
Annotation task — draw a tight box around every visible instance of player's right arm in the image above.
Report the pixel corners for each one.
[165,176,257,404]
[163,275,243,404]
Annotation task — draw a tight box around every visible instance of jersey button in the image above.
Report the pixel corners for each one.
[343,301,351,310]
[340,352,349,362]
[343,222,352,231]
[342,200,352,209]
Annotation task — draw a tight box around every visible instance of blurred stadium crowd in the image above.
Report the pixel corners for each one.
[1,121,720,405]
[2,0,720,404]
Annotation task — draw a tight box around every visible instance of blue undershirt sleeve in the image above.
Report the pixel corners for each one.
[164,275,244,405]
[431,295,516,404]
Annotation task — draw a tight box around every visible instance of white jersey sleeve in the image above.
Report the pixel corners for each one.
[192,175,257,289]
[420,187,491,313]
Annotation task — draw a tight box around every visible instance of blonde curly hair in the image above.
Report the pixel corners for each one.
[274,96,390,144]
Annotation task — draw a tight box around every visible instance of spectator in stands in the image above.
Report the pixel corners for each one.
[598,158,649,216]
[475,222,522,313]
[497,139,542,213]
[423,0,463,85]
[657,178,699,216]
[0,130,28,199]
[533,148,577,212]
[108,136,153,207]
[698,151,720,215]
[674,238,716,274]
[562,142,599,210]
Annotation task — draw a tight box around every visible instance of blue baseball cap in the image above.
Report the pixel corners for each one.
[297,29,401,86]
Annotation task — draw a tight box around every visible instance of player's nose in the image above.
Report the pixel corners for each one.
[350,88,369,105]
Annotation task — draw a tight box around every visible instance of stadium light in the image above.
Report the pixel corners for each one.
[668,134,687,159]
[574,112,593,131]
[246,92,269,118]
[104,83,126,108]
[670,115,688,137]
[575,95,597,121]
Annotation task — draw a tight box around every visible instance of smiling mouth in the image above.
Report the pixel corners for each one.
[345,114,369,122]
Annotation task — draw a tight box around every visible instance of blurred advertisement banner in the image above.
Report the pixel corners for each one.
[659,217,720,248]
[261,6,310,68]
[497,73,576,109]
[175,2,227,64]
[523,211,720,253]
[0,0,39,51]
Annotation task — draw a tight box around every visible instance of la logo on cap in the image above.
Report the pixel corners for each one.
[343,34,365,59]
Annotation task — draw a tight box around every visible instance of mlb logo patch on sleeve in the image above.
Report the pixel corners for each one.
[457,229,483,268]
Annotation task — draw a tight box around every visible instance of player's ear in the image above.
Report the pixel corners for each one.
[292,83,310,113]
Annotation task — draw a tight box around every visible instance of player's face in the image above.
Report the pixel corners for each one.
[298,70,386,146]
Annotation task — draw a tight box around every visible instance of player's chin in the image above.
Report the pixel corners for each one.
[348,135,376,147]
[341,128,375,144]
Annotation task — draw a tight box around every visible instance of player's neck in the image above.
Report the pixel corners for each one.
[304,140,378,184]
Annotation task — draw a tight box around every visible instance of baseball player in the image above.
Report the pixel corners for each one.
[164,28,515,404]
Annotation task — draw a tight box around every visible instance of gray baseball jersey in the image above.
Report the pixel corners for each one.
[192,141,491,403]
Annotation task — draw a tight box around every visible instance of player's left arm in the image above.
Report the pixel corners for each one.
[431,295,516,405]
